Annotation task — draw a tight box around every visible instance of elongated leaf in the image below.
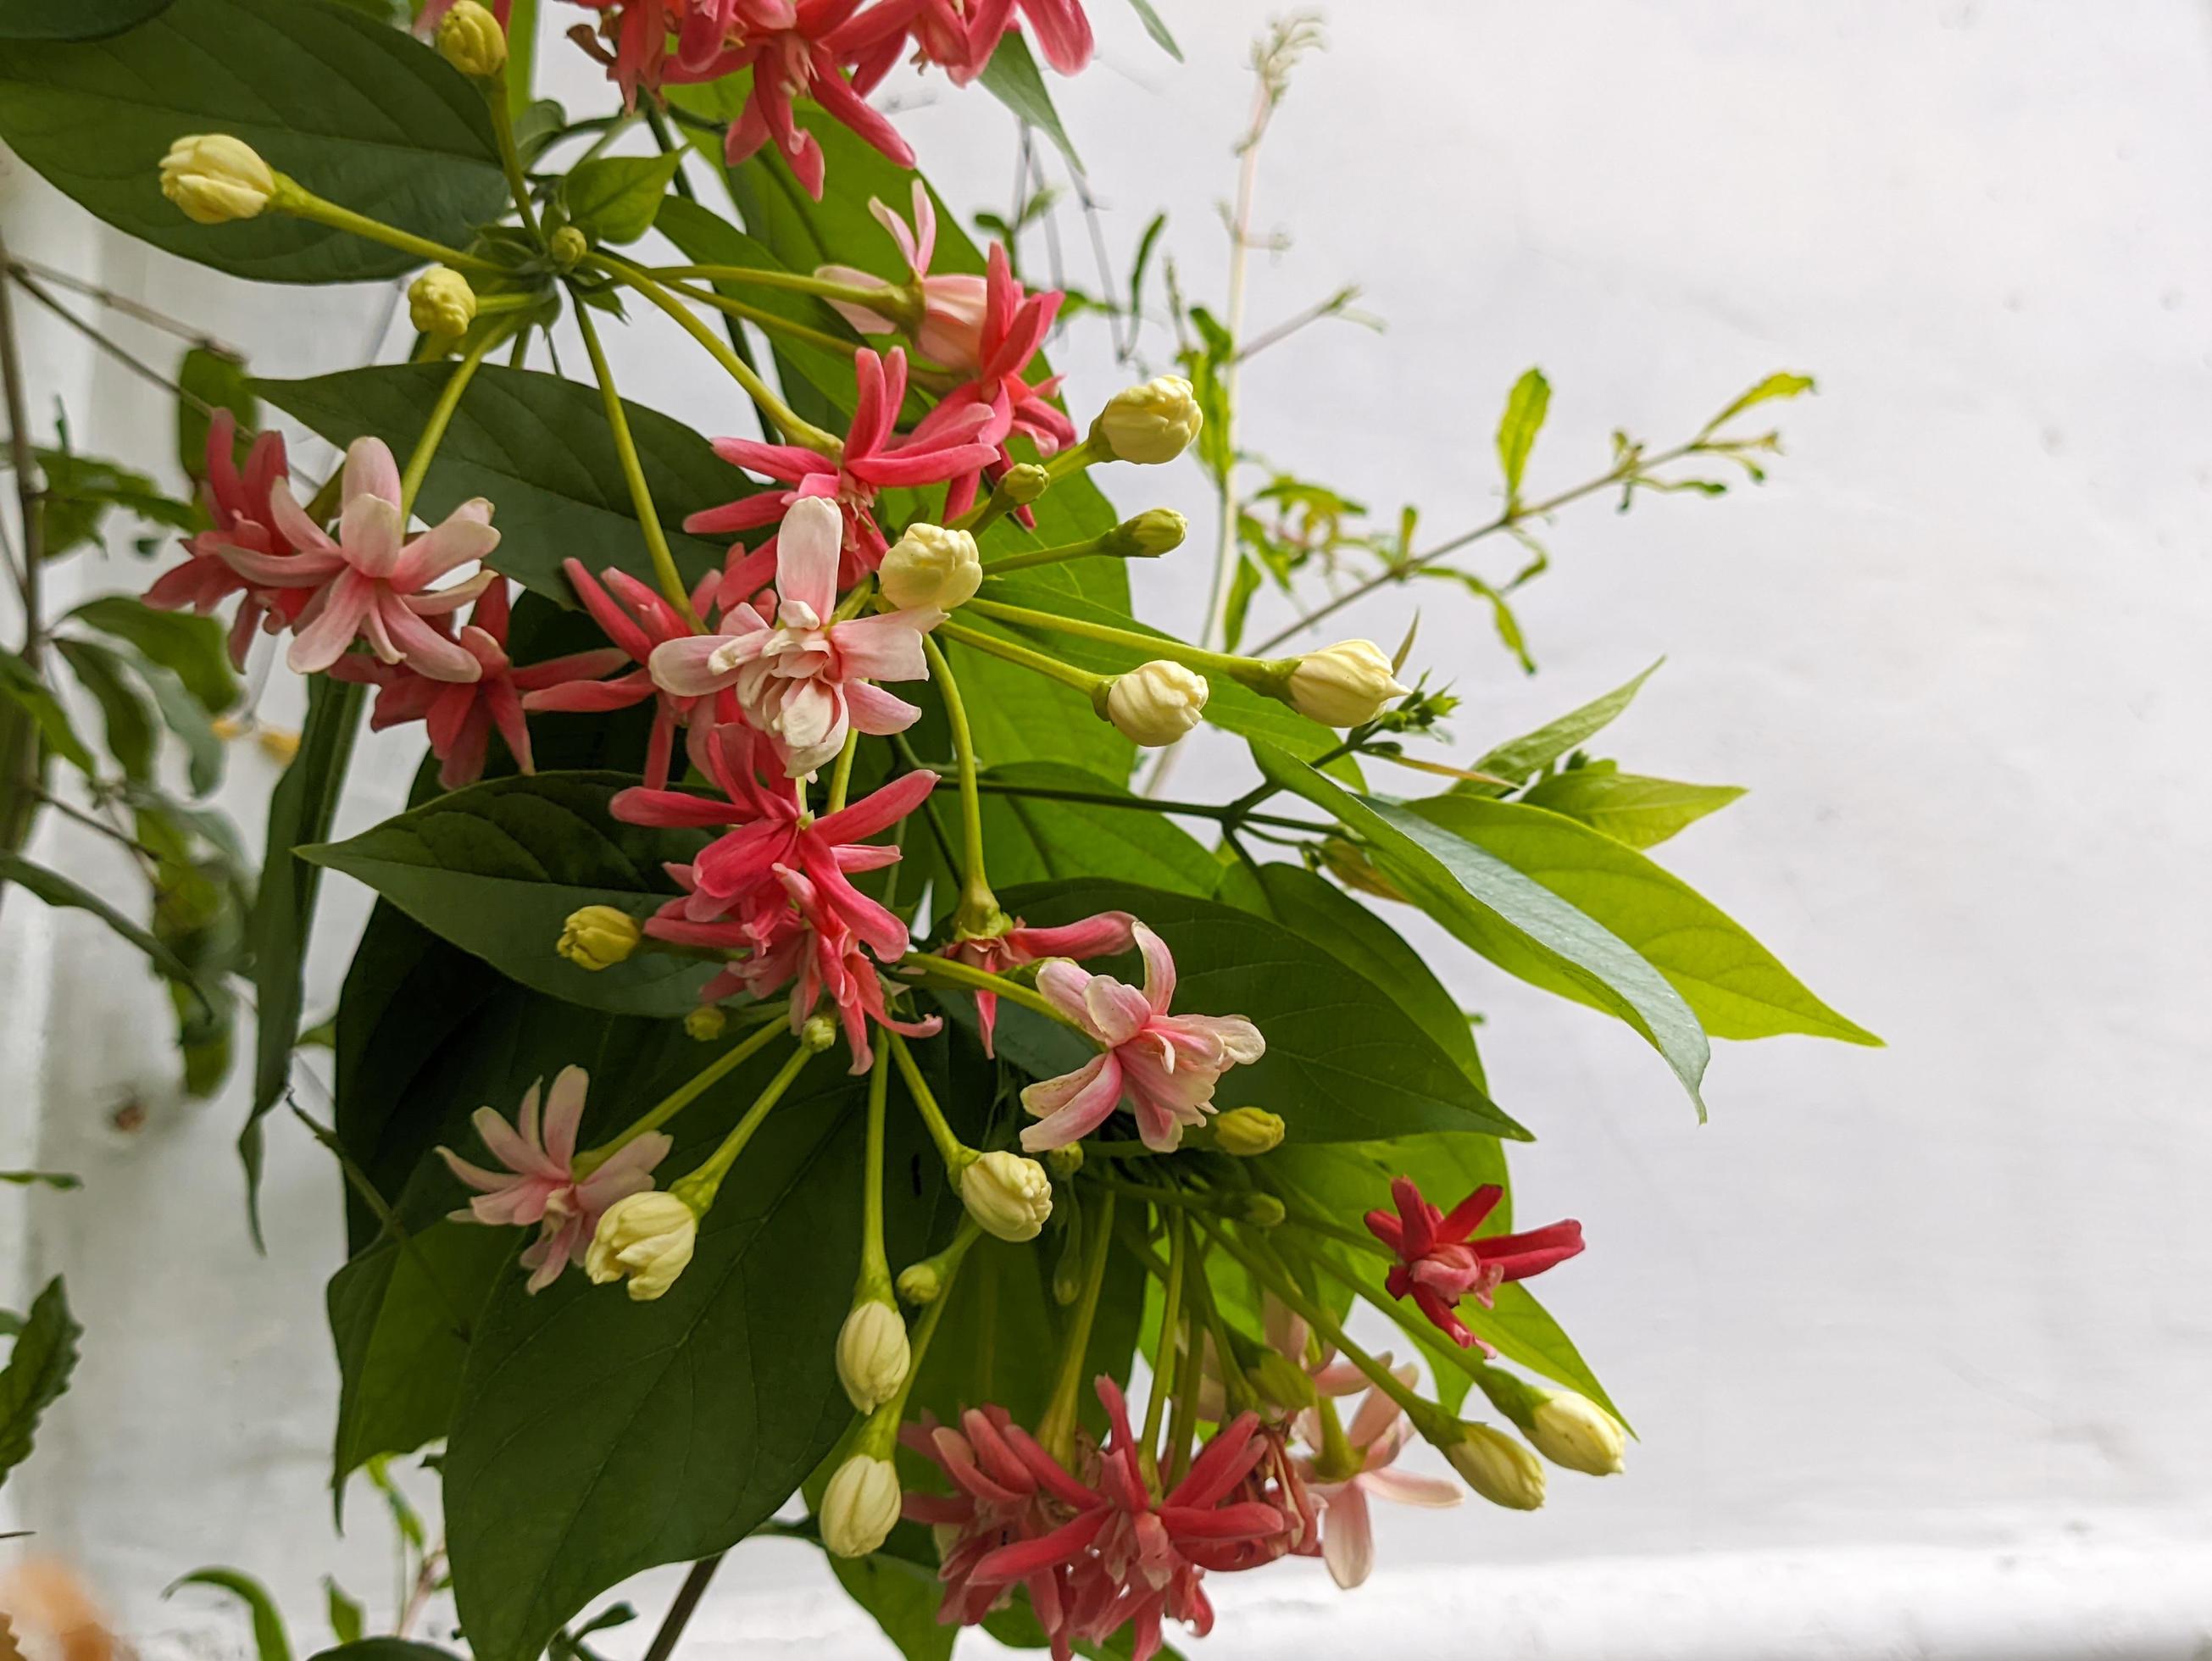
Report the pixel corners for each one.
[167,1569,292,1661]
[1496,367,1550,503]
[1703,369,1816,434]
[0,1279,81,1489]
[324,1581,365,1647]
[55,638,158,782]
[0,0,507,283]
[1466,659,1662,792]
[1123,0,1181,58]
[564,153,682,244]
[0,647,94,773]
[128,650,228,796]
[1409,794,1876,1046]
[0,851,197,983]
[977,31,1081,168]
[302,772,719,1016]
[69,594,237,714]
[0,1170,81,1189]
[1250,741,1711,1115]
[258,364,737,600]
[245,676,364,1228]
[997,880,1526,1142]
[1521,762,1743,849]
[0,0,177,39]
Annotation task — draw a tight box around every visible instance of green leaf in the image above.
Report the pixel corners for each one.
[0,0,508,283]
[825,1552,955,1661]
[54,638,158,782]
[302,771,720,1017]
[1521,762,1744,849]
[1250,739,1711,1115]
[323,1580,365,1647]
[996,880,1527,1142]
[178,345,258,483]
[0,850,199,985]
[0,1279,79,1490]
[0,1170,82,1188]
[258,363,737,601]
[303,1645,461,1661]
[976,31,1082,169]
[33,447,199,557]
[1495,367,1550,503]
[69,594,238,714]
[1466,659,1662,793]
[244,676,364,1230]
[1220,553,1261,654]
[1703,369,1816,434]
[1122,0,1182,58]
[965,762,1222,898]
[0,0,177,39]
[127,650,228,796]
[0,646,95,773]
[564,153,684,244]
[166,1569,292,1661]
[1408,793,1878,1045]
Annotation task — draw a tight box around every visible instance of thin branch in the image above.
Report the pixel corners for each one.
[6,256,236,354]
[642,1554,724,1661]
[8,265,218,420]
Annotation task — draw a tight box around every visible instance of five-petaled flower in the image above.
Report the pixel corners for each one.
[145,408,308,666]
[1364,1175,1585,1350]
[815,183,990,369]
[942,910,1136,1055]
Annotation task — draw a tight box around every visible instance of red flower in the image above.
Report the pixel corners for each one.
[144,409,309,667]
[525,559,720,789]
[692,0,912,199]
[1364,1176,1586,1351]
[941,909,1135,1055]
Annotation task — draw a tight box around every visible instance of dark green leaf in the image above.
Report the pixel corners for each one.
[1496,367,1550,502]
[564,153,684,245]
[0,0,507,284]
[55,638,158,782]
[33,447,198,557]
[0,850,199,984]
[1465,659,1661,793]
[0,0,177,39]
[0,646,95,773]
[303,1643,463,1661]
[0,1170,81,1189]
[166,1569,292,1661]
[323,1580,365,1647]
[976,31,1082,169]
[69,594,238,714]
[825,1548,955,1661]
[178,345,257,483]
[966,761,1222,897]
[1521,762,1744,849]
[0,1279,79,1490]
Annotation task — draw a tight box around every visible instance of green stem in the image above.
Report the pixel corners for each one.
[397,322,509,519]
[272,181,503,276]
[968,776,1330,834]
[898,953,1083,1030]
[963,597,1295,692]
[574,1019,786,1177]
[825,729,859,815]
[922,636,996,933]
[651,274,877,355]
[1042,433,1112,480]
[672,1038,823,1211]
[644,263,916,319]
[856,1047,892,1292]
[933,617,1109,702]
[980,532,1121,575]
[886,1030,968,1174]
[568,292,702,627]
[1037,1189,1117,1463]
[486,69,543,243]
[1139,1210,1188,1457]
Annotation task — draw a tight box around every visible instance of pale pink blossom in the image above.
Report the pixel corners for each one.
[1019,924,1265,1153]
[436,1065,671,1293]
[217,436,500,683]
[816,183,990,370]
[942,909,1136,1054]
[649,495,942,776]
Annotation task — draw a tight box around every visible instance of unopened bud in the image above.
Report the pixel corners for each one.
[159,135,276,225]
[820,1455,901,1558]
[1105,508,1187,558]
[1104,660,1209,747]
[1445,1422,1547,1510]
[585,1191,698,1302]
[408,266,478,340]
[1237,1192,1287,1227]
[1043,1144,1084,1180]
[836,1298,911,1412]
[800,1013,838,1052]
[549,225,588,269]
[685,1006,727,1042]
[959,1149,1053,1242]
[1252,1350,1319,1414]
[879,523,981,611]
[1212,1106,1284,1157]
[1287,639,1412,727]
[1527,1392,1626,1476]
[558,905,642,971]
[1000,462,1050,505]
[436,0,508,77]
[896,1259,943,1305]
[1317,836,1408,903]
[1095,376,1202,465]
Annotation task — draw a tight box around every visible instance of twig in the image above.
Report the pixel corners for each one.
[642,1554,724,1661]
[0,228,45,917]
[394,1541,447,1639]
[8,264,220,421]
[6,256,236,355]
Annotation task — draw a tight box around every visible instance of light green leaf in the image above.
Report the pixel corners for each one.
[166,1569,292,1661]
[1123,0,1182,59]
[964,761,1223,898]
[0,851,199,985]
[0,1279,80,1490]
[1466,659,1661,792]
[323,1580,365,1647]
[1703,369,1816,435]
[977,30,1082,168]
[1409,793,1878,1046]
[1496,367,1550,502]
[0,646,95,773]
[126,649,228,797]
[0,1170,82,1189]
[564,153,684,244]
[69,595,238,714]
[0,0,508,284]
[1521,762,1743,848]
[55,638,158,783]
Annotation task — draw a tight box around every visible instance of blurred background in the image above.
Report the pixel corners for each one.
[3,2,2210,1657]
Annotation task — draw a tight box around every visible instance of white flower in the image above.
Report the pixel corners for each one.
[959,1150,1053,1242]
[1096,376,1203,464]
[878,524,982,611]
[1445,1423,1547,1510]
[159,135,275,225]
[1105,660,1208,747]
[585,1192,698,1301]
[1287,639,1410,727]
[836,1299,911,1412]
[820,1455,901,1558]
[1528,1392,1626,1475]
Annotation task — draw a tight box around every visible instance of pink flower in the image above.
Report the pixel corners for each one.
[522,560,722,788]
[816,183,990,369]
[216,436,499,683]
[970,0,1092,75]
[436,1065,671,1293]
[1364,1176,1586,1351]
[1018,924,1265,1154]
[835,0,1092,81]
[692,0,913,200]
[650,495,944,777]
[564,1,792,108]
[942,909,1136,1055]
[145,409,310,667]
[687,347,997,601]
[328,580,627,789]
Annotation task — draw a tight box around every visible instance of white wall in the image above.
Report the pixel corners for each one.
[4,0,2210,1655]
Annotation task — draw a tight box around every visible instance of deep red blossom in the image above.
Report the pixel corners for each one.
[834,0,1092,82]
[525,560,720,789]
[941,909,1135,1055]
[1364,1175,1586,1351]
[144,409,309,667]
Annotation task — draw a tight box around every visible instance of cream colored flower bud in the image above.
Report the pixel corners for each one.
[895,1259,942,1306]
[436,0,508,77]
[1528,1392,1626,1476]
[1446,1423,1548,1510]
[558,905,642,971]
[1109,508,1187,558]
[1095,376,1203,464]
[959,1149,1053,1242]
[159,135,276,225]
[879,524,981,611]
[1287,639,1412,727]
[685,1006,727,1042]
[820,1455,902,1558]
[836,1298,911,1412]
[1212,1106,1284,1157]
[1105,660,1209,747]
[408,267,478,340]
[585,1192,698,1302]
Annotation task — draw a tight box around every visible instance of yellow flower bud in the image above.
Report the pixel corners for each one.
[1446,1422,1547,1510]
[1287,639,1411,727]
[800,1012,839,1052]
[1527,1392,1626,1475]
[684,1006,727,1042]
[1000,462,1051,505]
[820,1454,901,1558]
[558,905,642,971]
[585,1191,698,1301]
[1212,1106,1284,1156]
[1107,508,1187,558]
[549,225,588,269]
[1095,376,1203,464]
[1104,660,1209,747]
[836,1297,911,1413]
[408,266,478,340]
[879,523,981,611]
[159,135,276,225]
[959,1149,1053,1242]
[436,0,508,77]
